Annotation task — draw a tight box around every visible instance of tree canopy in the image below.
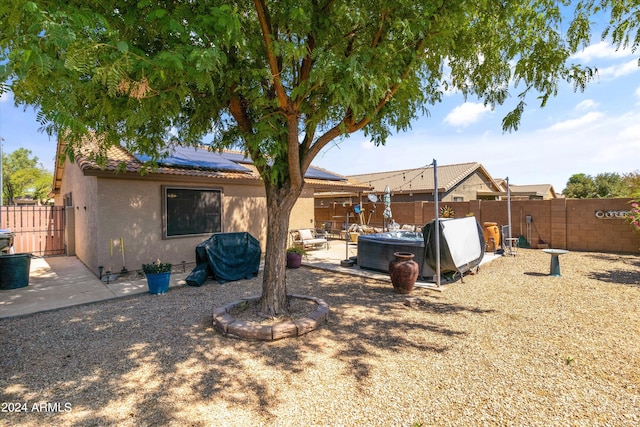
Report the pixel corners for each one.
[1,0,637,314]
[564,171,637,198]
[1,147,53,205]
[623,171,640,199]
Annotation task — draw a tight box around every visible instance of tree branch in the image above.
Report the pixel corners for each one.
[298,34,315,88]
[253,0,289,110]
[228,86,253,136]
[372,11,387,48]
[303,38,425,170]
[253,0,303,188]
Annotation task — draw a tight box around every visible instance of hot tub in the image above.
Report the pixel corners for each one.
[357,231,434,279]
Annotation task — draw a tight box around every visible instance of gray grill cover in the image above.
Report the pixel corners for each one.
[189,232,261,285]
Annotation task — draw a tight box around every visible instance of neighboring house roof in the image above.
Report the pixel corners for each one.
[347,162,501,194]
[480,179,558,199]
[509,184,557,198]
[51,138,370,195]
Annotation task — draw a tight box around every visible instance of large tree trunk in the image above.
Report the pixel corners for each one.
[259,180,302,316]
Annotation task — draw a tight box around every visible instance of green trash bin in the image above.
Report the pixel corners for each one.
[0,253,32,290]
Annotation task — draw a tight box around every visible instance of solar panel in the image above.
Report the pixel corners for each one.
[219,151,253,164]
[135,147,251,173]
[305,166,346,181]
[220,152,345,181]
[135,146,344,180]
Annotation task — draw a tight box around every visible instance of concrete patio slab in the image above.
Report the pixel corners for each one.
[301,239,501,287]
[0,256,187,319]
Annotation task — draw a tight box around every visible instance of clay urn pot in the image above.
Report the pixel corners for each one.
[388,252,419,294]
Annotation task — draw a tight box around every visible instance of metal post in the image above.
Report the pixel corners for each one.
[434,159,440,287]
[345,208,349,260]
[507,176,512,253]
[0,137,3,227]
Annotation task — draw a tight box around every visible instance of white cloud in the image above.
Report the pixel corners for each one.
[443,102,492,127]
[618,123,640,140]
[360,140,374,150]
[546,111,604,132]
[597,59,640,79]
[0,92,11,103]
[575,99,598,110]
[571,41,633,61]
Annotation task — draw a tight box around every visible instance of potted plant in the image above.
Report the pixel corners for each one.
[142,260,172,294]
[286,246,306,269]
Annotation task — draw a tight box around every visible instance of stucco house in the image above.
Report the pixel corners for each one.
[350,162,504,202]
[51,138,368,278]
[494,180,559,200]
[477,179,559,200]
[314,162,503,207]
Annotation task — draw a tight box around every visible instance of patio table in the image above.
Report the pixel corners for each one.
[505,237,519,256]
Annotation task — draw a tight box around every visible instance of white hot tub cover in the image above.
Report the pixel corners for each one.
[422,216,485,276]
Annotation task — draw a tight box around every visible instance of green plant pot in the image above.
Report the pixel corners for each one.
[146,272,171,294]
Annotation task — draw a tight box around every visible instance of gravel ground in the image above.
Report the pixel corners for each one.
[1,249,639,426]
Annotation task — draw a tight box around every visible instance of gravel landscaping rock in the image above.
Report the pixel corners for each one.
[1,249,639,426]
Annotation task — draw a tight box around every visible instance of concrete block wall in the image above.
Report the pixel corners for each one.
[315,197,640,254]
[565,198,638,252]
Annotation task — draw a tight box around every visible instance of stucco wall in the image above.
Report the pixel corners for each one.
[60,161,318,276]
[442,171,493,202]
[59,159,99,272]
[290,188,316,230]
[93,177,274,274]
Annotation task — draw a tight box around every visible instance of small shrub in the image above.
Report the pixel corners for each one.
[286,246,306,255]
[142,260,172,274]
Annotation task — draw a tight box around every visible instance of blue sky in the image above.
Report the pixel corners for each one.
[312,40,640,193]
[1,41,638,194]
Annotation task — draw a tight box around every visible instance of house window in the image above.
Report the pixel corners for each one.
[163,187,222,238]
[453,196,464,202]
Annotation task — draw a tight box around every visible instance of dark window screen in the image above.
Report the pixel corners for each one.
[165,188,221,237]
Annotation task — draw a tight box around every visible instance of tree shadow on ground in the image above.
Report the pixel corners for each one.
[0,268,495,426]
[588,269,640,286]
[584,253,640,287]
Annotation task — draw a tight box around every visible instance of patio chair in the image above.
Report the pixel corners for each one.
[319,221,340,239]
[290,228,329,250]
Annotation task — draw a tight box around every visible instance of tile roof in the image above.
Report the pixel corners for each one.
[52,137,370,192]
[509,184,557,197]
[489,179,557,196]
[509,184,554,193]
[348,162,498,193]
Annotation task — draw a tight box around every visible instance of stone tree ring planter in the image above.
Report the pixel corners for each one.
[213,294,330,341]
[388,252,419,294]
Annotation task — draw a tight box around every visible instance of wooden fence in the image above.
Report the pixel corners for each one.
[0,206,65,256]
